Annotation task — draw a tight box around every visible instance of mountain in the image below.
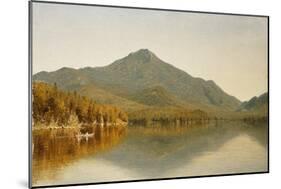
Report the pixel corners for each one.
[128,86,179,107]
[77,84,149,112]
[237,92,268,113]
[34,49,241,111]
[33,67,90,91]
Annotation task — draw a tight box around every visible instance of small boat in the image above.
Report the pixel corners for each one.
[76,132,94,141]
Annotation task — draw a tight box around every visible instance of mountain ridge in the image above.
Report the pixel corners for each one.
[237,92,268,113]
[34,49,241,111]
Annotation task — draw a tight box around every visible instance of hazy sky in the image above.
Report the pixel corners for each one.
[32,2,268,101]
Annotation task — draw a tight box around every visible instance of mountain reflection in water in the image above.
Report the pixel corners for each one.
[32,121,268,186]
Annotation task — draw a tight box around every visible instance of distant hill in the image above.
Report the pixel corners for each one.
[78,84,149,112]
[34,49,241,111]
[33,67,91,91]
[237,92,268,113]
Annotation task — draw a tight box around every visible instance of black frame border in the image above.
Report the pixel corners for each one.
[28,0,270,188]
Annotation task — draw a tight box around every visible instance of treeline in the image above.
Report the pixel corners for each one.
[206,110,268,122]
[128,107,209,125]
[241,115,268,123]
[32,82,128,127]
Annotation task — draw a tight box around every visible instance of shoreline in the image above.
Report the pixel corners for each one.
[32,122,128,131]
[32,118,268,131]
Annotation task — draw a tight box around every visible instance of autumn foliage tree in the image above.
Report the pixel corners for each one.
[32,82,128,127]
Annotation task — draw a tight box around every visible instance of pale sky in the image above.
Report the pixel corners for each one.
[32,2,268,101]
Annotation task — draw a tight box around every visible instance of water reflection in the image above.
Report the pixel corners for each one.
[32,121,268,186]
[101,121,268,178]
[32,126,127,185]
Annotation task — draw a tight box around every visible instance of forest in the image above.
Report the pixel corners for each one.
[32,82,267,128]
[32,82,128,127]
[128,107,209,125]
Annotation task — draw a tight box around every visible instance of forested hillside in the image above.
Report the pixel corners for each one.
[32,82,128,127]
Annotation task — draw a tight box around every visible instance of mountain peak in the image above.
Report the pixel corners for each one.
[136,48,152,54]
[127,49,156,63]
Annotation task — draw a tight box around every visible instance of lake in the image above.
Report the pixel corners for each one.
[32,121,268,187]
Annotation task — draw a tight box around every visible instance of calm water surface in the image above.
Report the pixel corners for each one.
[32,121,268,186]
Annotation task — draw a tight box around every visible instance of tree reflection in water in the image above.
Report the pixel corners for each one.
[32,126,127,184]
